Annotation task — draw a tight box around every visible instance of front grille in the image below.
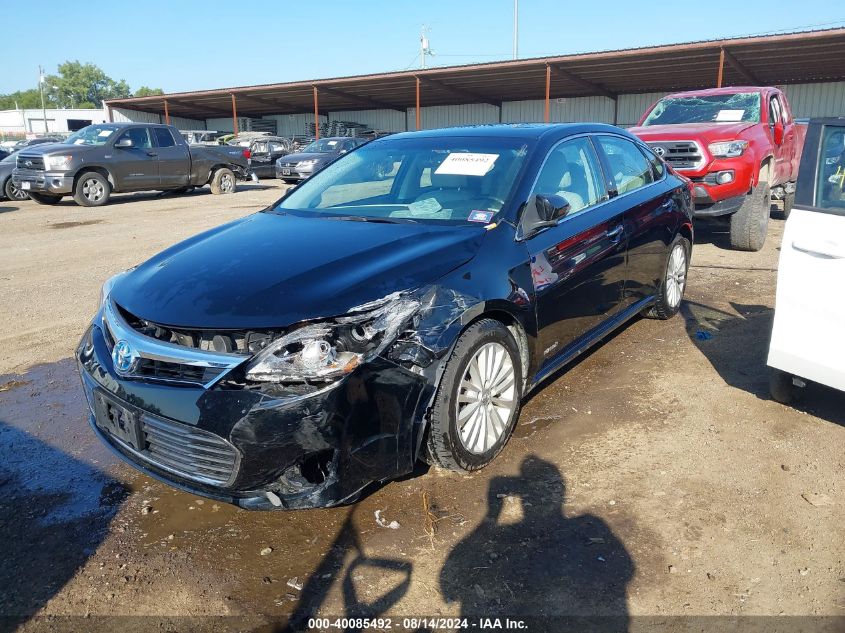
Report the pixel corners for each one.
[647,141,703,170]
[135,358,227,385]
[16,154,44,171]
[141,414,238,487]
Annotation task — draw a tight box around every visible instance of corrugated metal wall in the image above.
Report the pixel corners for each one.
[615,93,668,127]
[329,109,406,132]
[111,107,205,130]
[502,96,616,124]
[780,82,845,118]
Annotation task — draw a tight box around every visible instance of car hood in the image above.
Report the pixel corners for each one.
[278,152,334,164]
[629,122,756,143]
[16,142,95,157]
[110,212,487,329]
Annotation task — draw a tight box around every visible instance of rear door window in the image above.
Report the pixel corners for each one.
[154,127,176,148]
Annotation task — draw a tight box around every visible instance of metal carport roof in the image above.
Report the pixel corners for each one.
[106,27,845,123]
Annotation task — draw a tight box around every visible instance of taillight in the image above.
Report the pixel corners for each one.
[243,149,251,159]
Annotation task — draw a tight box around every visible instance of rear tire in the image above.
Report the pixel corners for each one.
[782,189,795,220]
[729,180,771,251]
[424,319,523,472]
[28,192,62,205]
[3,177,28,201]
[210,168,236,194]
[73,172,110,207]
[645,236,690,320]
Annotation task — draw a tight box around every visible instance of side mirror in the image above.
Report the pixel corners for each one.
[115,138,134,148]
[773,121,784,146]
[520,193,571,237]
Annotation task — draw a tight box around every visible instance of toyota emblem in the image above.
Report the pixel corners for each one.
[112,340,139,375]
[654,146,666,157]
[24,160,33,167]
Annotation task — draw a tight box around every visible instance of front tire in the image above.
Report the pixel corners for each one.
[28,192,63,205]
[645,236,690,320]
[73,172,110,207]
[782,189,795,220]
[210,168,236,194]
[425,319,522,472]
[730,180,771,251]
[3,177,29,201]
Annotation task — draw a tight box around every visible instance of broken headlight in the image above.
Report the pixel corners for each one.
[244,294,420,383]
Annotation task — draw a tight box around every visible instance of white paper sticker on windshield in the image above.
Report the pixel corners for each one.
[435,152,499,177]
[98,130,112,137]
[327,140,338,146]
[715,109,745,122]
[408,197,443,216]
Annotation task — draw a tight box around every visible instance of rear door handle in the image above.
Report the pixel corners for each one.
[792,239,845,259]
[607,225,625,242]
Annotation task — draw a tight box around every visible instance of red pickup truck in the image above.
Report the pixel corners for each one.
[630,87,805,251]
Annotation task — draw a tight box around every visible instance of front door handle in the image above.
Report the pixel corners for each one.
[607,225,625,242]
[146,152,158,157]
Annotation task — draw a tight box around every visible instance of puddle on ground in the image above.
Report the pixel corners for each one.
[47,220,104,229]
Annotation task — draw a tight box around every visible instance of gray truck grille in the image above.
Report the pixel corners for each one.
[16,154,44,171]
[141,414,239,487]
[646,141,703,170]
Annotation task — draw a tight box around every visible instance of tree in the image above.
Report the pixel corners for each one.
[44,61,131,109]
[133,86,164,97]
[0,89,44,110]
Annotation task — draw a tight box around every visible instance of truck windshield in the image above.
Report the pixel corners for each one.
[274,136,530,225]
[65,124,122,146]
[642,93,761,125]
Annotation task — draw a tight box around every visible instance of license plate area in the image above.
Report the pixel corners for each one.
[21,181,31,190]
[93,390,143,451]
[281,168,291,176]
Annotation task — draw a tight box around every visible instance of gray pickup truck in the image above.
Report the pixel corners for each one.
[12,122,255,207]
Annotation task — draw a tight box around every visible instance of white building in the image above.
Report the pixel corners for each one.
[0,107,109,137]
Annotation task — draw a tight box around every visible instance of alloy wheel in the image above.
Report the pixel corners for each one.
[666,243,687,308]
[456,342,517,454]
[220,173,234,192]
[8,182,28,200]
[82,178,105,202]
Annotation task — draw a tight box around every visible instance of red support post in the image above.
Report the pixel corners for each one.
[231,93,239,136]
[163,99,170,125]
[313,86,320,140]
[544,64,551,123]
[415,76,421,130]
[717,48,725,88]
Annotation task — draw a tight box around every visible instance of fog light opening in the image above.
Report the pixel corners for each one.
[716,170,735,185]
[300,449,334,484]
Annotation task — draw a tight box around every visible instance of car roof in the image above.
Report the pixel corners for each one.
[384,122,628,142]
[663,86,772,99]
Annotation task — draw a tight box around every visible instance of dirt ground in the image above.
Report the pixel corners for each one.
[0,184,842,632]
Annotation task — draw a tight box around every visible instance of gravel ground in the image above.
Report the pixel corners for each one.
[0,185,842,631]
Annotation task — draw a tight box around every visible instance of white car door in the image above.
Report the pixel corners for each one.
[768,123,845,392]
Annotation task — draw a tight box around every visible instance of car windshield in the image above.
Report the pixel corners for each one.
[64,124,122,146]
[274,136,530,225]
[302,139,347,153]
[642,92,762,125]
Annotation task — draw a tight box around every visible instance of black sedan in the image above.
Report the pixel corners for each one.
[247,136,294,179]
[274,137,367,182]
[78,123,693,510]
[0,154,28,201]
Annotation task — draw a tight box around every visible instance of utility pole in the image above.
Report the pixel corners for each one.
[38,65,47,134]
[513,0,519,59]
[420,25,433,69]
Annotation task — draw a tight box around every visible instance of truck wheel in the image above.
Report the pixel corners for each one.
[210,168,236,194]
[28,192,63,205]
[3,177,29,201]
[73,172,111,207]
[729,181,770,251]
[424,319,522,472]
[782,189,795,220]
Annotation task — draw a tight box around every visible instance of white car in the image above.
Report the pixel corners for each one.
[768,119,845,403]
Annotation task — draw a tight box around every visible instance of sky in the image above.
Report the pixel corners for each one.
[3,0,844,95]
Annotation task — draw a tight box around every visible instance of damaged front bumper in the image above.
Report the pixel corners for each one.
[76,321,435,510]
